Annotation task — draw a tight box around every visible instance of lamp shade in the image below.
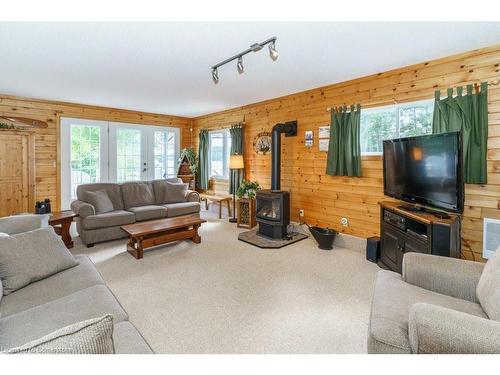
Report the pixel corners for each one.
[229,154,244,169]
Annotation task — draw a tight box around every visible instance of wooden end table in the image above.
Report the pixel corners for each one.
[121,215,206,259]
[49,211,77,249]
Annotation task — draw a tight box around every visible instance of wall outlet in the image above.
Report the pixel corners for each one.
[299,209,304,217]
[340,217,349,227]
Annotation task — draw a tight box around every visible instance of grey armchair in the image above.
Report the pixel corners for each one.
[368,251,500,354]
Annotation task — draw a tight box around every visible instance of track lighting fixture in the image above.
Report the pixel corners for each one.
[237,57,244,74]
[212,68,219,84]
[268,40,278,61]
[210,37,277,83]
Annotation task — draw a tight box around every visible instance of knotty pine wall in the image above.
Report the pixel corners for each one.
[0,94,193,213]
[193,44,500,261]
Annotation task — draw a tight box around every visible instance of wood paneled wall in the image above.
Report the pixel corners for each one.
[192,44,500,261]
[0,94,193,212]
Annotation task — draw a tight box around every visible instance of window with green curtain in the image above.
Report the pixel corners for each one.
[432,82,488,184]
[229,123,244,194]
[197,129,209,189]
[326,104,362,177]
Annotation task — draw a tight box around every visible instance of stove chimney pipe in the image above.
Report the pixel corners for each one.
[271,121,297,191]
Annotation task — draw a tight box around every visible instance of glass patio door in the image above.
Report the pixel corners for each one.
[60,118,109,210]
[108,123,148,182]
[61,118,180,209]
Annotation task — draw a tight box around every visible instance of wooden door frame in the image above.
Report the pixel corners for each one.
[0,129,35,214]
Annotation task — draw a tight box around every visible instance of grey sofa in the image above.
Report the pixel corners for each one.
[368,251,500,354]
[0,220,153,354]
[0,255,153,353]
[71,178,200,246]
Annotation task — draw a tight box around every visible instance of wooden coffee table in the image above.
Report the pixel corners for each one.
[121,215,206,259]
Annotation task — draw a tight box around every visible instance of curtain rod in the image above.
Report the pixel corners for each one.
[202,121,245,131]
[325,80,500,112]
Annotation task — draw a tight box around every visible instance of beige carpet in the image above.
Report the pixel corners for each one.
[72,211,381,353]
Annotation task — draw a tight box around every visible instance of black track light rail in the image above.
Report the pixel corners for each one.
[211,37,277,70]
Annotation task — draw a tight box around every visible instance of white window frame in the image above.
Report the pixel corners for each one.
[208,129,231,180]
[60,117,180,209]
[360,99,434,156]
[60,118,109,210]
[147,126,180,180]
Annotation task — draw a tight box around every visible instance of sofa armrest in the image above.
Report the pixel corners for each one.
[185,190,200,203]
[0,214,49,235]
[402,253,484,302]
[70,200,95,218]
[409,303,500,354]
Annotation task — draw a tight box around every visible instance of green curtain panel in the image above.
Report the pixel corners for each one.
[197,129,209,189]
[229,123,244,194]
[326,104,362,177]
[432,82,488,184]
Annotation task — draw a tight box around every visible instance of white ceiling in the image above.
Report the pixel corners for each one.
[1,22,499,117]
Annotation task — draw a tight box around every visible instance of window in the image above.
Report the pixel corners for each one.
[209,130,231,179]
[360,99,434,154]
[153,130,177,179]
[61,118,180,209]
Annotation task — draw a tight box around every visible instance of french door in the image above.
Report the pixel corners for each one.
[60,117,180,209]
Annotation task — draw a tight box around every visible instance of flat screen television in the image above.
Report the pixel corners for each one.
[383,131,464,213]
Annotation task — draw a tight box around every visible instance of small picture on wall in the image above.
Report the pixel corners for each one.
[319,138,329,152]
[305,130,313,147]
[319,126,330,139]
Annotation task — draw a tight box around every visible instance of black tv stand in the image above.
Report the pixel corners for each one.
[397,203,451,219]
[378,201,460,273]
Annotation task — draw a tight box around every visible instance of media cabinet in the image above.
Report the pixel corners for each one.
[378,201,461,273]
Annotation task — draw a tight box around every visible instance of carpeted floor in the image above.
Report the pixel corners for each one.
[71,211,381,353]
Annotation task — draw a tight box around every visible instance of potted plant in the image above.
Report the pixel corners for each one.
[236,180,260,228]
[178,147,198,175]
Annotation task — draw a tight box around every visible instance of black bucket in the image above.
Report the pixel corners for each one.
[309,226,338,250]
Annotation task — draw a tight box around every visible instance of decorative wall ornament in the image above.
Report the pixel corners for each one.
[305,130,313,147]
[253,131,272,155]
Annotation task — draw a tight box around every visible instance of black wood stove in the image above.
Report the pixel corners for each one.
[256,120,297,239]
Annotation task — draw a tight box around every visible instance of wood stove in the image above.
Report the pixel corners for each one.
[256,120,297,239]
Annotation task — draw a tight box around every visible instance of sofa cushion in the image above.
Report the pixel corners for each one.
[0,227,78,295]
[0,214,49,235]
[3,315,115,354]
[0,285,128,350]
[164,182,189,203]
[77,183,124,210]
[164,202,200,217]
[120,181,155,209]
[368,270,487,354]
[127,205,168,221]
[82,210,135,230]
[113,321,153,354]
[83,190,114,214]
[477,249,500,321]
[0,255,104,317]
[151,178,183,204]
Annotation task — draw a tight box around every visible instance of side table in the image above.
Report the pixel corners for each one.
[49,211,77,249]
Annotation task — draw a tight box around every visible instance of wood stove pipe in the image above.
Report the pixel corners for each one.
[271,120,297,191]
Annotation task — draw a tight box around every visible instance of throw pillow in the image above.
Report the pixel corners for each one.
[3,315,115,354]
[476,249,500,321]
[0,227,78,295]
[164,182,189,203]
[83,190,114,214]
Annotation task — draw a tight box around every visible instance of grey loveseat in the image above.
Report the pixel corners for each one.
[0,217,153,353]
[368,251,500,354]
[71,178,200,246]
